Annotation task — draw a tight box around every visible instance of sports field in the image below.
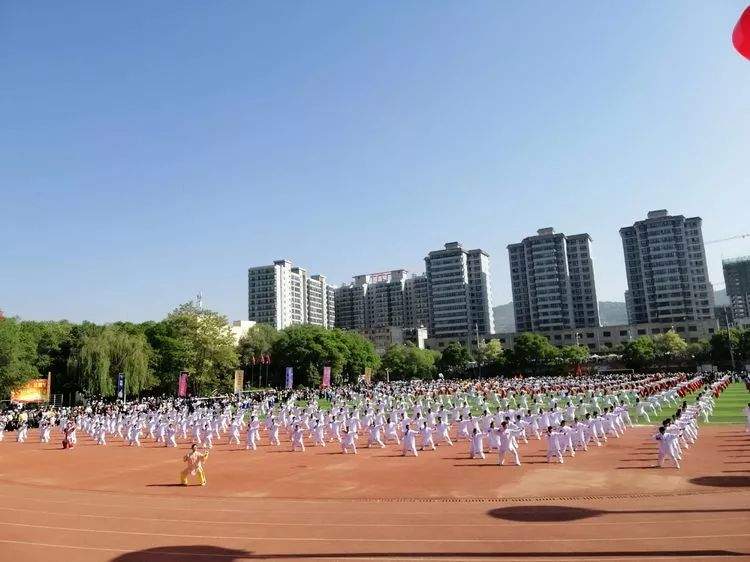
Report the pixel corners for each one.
[0,386,747,562]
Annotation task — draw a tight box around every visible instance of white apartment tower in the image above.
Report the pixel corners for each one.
[508,228,600,333]
[248,260,335,330]
[334,270,428,331]
[424,242,495,339]
[620,210,714,324]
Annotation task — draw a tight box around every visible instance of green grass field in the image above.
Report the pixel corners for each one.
[646,382,748,425]
[705,382,749,424]
[280,383,749,425]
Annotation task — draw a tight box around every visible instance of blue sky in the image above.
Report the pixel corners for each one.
[1,2,749,323]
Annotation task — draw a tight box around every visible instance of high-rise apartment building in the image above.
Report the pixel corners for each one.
[620,210,714,324]
[248,260,335,330]
[334,270,428,331]
[403,274,430,331]
[508,228,600,333]
[723,256,750,320]
[424,242,495,339]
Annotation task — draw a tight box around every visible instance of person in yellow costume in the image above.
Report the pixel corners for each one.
[180,443,209,486]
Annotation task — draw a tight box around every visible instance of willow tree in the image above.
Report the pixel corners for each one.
[69,326,153,396]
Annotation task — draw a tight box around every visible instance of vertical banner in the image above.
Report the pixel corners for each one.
[178,371,189,397]
[322,366,331,388]
[234,370,244,393]
[364,367,372,383]
[285,367,294,389]
[116,373,126,401]
[46,372,52,402]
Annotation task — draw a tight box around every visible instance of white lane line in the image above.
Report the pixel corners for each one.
[0,495,445,516]
[5,491,749,518]
[0,538,746,561]
[0,504,747,529]
[0,521,748,543]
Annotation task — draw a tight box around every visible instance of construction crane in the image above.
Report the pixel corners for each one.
[705,233,750,244]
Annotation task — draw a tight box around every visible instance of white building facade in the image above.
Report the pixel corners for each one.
[508,228,600,333]
[248,260,335,330]
[620,210,714,325]
[425,242,495,340]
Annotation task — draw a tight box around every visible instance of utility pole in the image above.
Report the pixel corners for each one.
[724,308,737,372]
[475,323,482,378]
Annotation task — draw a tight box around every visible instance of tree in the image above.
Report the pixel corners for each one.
[160,302,239,395]
[738,329,750,364]
[271,325,346,387]
[0,317,39,399]
[438,342,472,374]
[336,329,380,384]
[559,344,589,368]
[686,339,711,364]
[507,333,558,374]
[709,329,741,369]
[653,330,688,363]
[67,325,153,396]
[17,320,73,379]
[476,339,505,370]
[380,342,438,380]
[237,324,279,368]
[622,336,656,370]
[140,319,192,395]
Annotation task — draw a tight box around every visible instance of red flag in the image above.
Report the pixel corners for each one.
[734,6,750,60]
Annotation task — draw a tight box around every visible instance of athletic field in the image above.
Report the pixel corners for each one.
[0,386,747,561]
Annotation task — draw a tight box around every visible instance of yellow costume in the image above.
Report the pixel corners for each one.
[180,449,209,486]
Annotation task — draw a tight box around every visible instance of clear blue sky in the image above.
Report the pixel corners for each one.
[2,2,749,323]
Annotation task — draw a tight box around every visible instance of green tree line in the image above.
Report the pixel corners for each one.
[0,303,381,399]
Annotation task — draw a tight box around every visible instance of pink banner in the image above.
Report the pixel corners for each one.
[178,371,189,397]
[322,366,331,388]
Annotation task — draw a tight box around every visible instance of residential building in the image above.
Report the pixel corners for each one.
[228,320,257,345]
[359,326,429,355]
[248,260,335,330]
[489,318,719,353]
[620,210,714,324]
[403,274,430,330]
[335,270,408,331]
[424,242,495,340]
[326,285,336,328]
[508,228,600,333]
[723,256,750,320]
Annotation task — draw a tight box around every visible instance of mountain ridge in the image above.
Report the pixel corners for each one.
[492,289,727,333]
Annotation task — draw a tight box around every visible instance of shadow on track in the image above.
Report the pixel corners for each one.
[487,505,750,522]
[109,546,747,560]
[690,475,750,487]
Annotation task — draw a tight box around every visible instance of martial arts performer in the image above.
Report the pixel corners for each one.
[180,444,209,486]
[402,424,419,457]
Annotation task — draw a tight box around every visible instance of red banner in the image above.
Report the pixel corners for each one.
[322,366,331,388]
[178,371,189,397]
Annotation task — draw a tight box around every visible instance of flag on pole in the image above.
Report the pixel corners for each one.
[285,367,294,389]
[322,366,331,388]
[116,373,126,401]
[178,371,189,397]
